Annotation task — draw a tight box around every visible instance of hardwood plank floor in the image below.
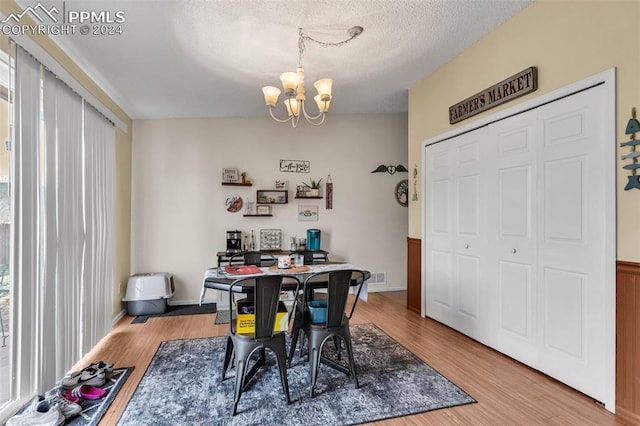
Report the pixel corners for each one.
[77,293,628,425]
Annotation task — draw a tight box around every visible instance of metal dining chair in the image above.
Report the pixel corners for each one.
[286,252,329,365]
[287,250,328,265]
[229,251,277,267]
[222,274,301,415]
[297,269,366,397]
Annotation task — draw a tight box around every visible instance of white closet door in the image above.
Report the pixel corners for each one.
[424,79,613,407]
[486,111,539,363]
[425,129,490,341]
[535,85,609,402]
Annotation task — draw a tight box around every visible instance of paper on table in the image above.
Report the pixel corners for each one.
[224,265,263,275]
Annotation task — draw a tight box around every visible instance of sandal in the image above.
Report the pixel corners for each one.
[64,385,106,401]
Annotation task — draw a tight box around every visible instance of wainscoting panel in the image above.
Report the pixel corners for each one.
[407,237,421,314]
[616,261,640,423]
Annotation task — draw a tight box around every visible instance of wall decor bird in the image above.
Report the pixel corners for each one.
[371,164,409,175]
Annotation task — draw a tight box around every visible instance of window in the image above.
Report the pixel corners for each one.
[0,40,115,421]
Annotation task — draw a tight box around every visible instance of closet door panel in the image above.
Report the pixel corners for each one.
[489,113,538,359]
[499,261,532,338]
[457,254,479,319]
[425,143,456,322]
[536,85,608,403]
[425,129,489,337]
[430,250,452,308]
[453,135,489,339]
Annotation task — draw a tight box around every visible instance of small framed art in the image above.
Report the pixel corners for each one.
[297,205,318,222]
[256,205,271,215]
[222,168,239,182]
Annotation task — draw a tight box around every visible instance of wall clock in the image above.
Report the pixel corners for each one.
[395,179,408,207]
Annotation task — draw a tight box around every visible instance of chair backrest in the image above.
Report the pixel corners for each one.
[303,269,366,328]
[229,251,277,267]
[289,250,328,265]
[230,275,300,339]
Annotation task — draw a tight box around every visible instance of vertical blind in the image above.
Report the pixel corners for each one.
[12,43,115,391]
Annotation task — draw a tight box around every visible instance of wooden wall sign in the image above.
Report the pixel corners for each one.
[449,67,538,124]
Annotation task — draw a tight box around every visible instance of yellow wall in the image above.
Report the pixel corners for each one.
[408,0,640,262]
[0,1,133,316]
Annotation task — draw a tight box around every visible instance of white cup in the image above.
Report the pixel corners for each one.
[277,256,291,269]
[294,255,304,267]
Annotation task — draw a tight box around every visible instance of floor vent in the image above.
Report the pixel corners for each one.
[368,272,386,284]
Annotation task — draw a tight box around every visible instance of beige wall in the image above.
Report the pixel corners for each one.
[408,0,640,262]
[131,114,408,306]
[0,1,133,317]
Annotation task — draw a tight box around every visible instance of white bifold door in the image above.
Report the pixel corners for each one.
[424,81,614,408]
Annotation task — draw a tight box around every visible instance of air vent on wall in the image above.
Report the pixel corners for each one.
[368,272,386,284]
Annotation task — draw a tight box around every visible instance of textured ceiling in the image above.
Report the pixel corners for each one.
[31,0,532,119]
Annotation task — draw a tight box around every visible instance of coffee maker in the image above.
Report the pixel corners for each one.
[226,230,242,254]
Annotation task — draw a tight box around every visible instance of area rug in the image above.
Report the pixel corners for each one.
[131,303,216,324]
[117,324,475,425]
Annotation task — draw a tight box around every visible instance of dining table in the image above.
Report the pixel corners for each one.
[202,262,371,295]
[203,262,371,382]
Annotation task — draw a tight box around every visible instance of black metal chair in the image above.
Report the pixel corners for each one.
[298,269,366,397]
[229,251,277,267]
[222,274,300,415]
[287,250,328,265]
[286,251,329,365]
[199,252,277,306]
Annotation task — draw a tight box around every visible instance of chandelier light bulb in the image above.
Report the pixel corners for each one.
[262,86,281,107]
[284,98,300,117]
[313,78,333,101]
[314,94,330,113]
[280,72,299,95]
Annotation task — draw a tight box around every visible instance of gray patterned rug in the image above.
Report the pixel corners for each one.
[117,324,475,425]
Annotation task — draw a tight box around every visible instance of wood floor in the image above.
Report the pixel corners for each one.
[78,291,629,425]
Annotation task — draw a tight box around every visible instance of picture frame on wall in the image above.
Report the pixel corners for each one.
[256,205,271,215]
[222,168,239,182]
[297,205,318,222]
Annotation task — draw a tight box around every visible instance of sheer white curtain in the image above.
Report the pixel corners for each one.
[82,103,114,354]
[41,69,84,387]
[10,43,116,396]
[12,44,42,398]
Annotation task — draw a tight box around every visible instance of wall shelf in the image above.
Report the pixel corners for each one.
[295,196,323,199]
[257,190,288,204]
[222,182,252,186]
[243,214,273,217]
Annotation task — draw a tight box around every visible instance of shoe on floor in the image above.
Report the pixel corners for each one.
[60,367,105,389]
[44,389,82,419]
[64,384,106,400]
[89,361,114,378]
[6,400,64,426]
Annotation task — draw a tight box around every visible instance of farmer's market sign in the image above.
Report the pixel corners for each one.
[449,67,538,124]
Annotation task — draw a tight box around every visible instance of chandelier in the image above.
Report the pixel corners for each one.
[261,26,364,127]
